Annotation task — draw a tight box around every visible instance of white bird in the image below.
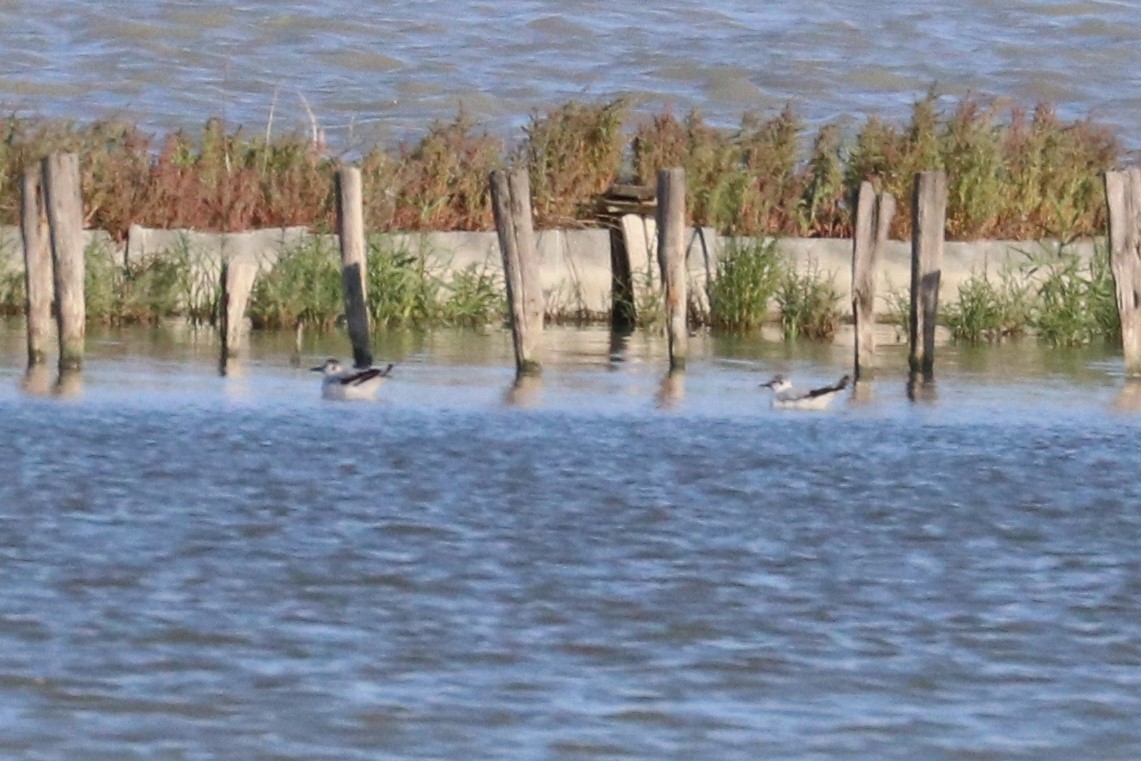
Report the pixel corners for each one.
[760,373,850,410]
[311,358,394,400]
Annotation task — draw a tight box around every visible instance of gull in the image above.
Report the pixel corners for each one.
[760,373,850,410]
[311,358,394,400]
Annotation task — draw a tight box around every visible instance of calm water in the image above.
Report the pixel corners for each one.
[1,324,1140,759]
[1,1,1140,150]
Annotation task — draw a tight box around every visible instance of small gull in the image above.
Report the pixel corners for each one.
[761,373,850,410]
[311,358,394,400]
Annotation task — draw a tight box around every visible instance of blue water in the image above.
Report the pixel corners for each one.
[2,0,1139,149]
[0,327,1139,758]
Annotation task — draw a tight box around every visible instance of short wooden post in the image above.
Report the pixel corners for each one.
[20,165,53,367]
[851,182,896,381]
[219,257,257,362]
[491,167,543,375]
[909,170,946,379]
[42,153,85,372]
[1104,168,1141,377]
[335,166,372,369]
[656,167,687,371]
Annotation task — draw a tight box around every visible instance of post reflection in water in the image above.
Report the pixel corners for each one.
[21,363,53,396]
[656,368,685,409]
[55,367,83,398]
[504,373,542,407]
[1113,378,1141,411]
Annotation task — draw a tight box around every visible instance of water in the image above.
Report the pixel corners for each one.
[1,324,1140,759]
[2,1,1140,151]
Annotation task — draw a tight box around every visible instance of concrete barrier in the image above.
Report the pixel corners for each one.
[0,222,1097,321]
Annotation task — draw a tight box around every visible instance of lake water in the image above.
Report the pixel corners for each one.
[1,323,1140,759]
[2,0,1140,151]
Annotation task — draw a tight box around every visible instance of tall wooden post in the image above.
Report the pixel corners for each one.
[1104,168,1141,377]
[909,171,946,379]
[656,168,687,371]
[220,257,257,364]
[20,165,53,367]
[851,182,896,381]
[491,167,543,375]
[335,166,372,369]
[42,153,85,372]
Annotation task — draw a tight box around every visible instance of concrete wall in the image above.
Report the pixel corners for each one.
[1,221,1096,319]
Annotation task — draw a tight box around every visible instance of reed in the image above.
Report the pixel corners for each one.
[1027,242,1120,345]
[248,235,343,330]
[945,266,1035,343]
[706,237,783,330]
[774,260,842,340]
[0,94,1124,242]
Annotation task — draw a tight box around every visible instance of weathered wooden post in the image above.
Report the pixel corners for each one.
[335,166,372,369]
[490,167,543,375]
[42,153,85,372]
[20,165,53,367]
[219,257,257,365]
[1104,168,1141,376]
[656,167,687,371]
[851,181,896,381]
[909,170,946,380]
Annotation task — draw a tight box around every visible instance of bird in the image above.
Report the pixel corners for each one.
[311,358,394,400]
[760,373,850,410]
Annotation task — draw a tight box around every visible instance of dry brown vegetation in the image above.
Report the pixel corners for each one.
[0,93,1124,242]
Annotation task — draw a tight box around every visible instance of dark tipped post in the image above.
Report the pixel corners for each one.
[908,171,946,380]
[852,181,896,380]
[491,167,543,375]
[42,153,85,373]
[656,167,687,371]
[1104,168,1141,377]
[335,166,372,369]
[21,165,53,367]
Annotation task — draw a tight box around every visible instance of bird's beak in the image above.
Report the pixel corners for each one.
[310,365,324,372]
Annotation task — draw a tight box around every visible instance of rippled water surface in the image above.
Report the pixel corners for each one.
[1,325,1140,759]
[2,0,1140,148]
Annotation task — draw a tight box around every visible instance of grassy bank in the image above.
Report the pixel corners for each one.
[0,92,1120,243]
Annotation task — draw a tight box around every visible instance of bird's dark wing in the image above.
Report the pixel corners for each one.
[805,374,850,398]
[340,363,394,386]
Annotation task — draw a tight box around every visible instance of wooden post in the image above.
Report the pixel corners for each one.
[335,166,372,369]
[656,167,687,371]
[42,153,85,372]
[20,165,53,367]
[490,167,543,375]
[219,257,257,363]
[851,182,896,381]
[1104,168,1141,377]
[908,171,946,379]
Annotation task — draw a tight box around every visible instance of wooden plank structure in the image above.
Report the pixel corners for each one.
[490,167,543,375]
[656,168,687,371]
[335,166,373,369]
[908,170,947,380]
[20,165,53,368]
[42,153,86,373]
[596,183,656,331]
[1104,168,1141,377]
[851,181,896,381]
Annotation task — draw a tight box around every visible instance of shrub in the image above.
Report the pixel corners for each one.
[707,237,783,330]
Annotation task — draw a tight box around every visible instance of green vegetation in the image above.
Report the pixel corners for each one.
[246,236,505,331]
[0,92,1121,243]
[774,261,842,341]
[706,237,783,330]
[0,91,1128,337]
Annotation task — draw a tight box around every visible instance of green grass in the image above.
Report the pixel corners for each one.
[945,266,1035,343]
[706,237,783,330]
[774,260,842,340]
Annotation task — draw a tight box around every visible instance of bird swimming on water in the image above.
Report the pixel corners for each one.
[760,373,850,410]
[311,358,394,400]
